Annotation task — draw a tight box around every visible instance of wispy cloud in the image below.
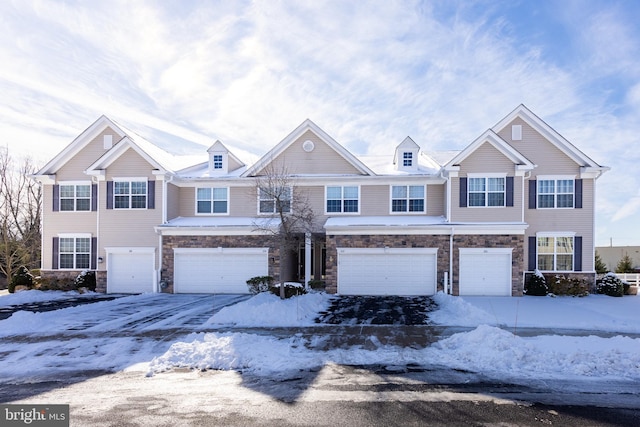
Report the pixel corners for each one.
[0,0,639,243]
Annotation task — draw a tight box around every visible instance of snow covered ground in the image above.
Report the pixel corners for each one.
[0,290,638,386]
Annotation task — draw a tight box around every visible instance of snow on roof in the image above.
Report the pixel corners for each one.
[422,150,460,166]
[159,216,280,228]
[325,215,447,228]
[359,155,441,176]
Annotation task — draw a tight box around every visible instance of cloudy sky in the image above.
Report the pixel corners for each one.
[1,0,638,246]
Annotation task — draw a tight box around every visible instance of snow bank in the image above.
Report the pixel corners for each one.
[208,292,334,327]
[0,290,95,307]
[149,326,640,381]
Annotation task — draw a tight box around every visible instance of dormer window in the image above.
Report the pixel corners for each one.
[403,152,413,167]
[212,155,223,170]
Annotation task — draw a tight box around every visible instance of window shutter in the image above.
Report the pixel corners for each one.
[575,179,583,209]
[52,237,59,270]
[528,180,537,209]
[459,178,467,208]
[53,185,60,212]
[528,236,536,271]
[106,181,113,209]
[147,180,155,209]
[574,236,583,271]
[91,184,98,211]
[506,176,514,207]
[91,237,98,270]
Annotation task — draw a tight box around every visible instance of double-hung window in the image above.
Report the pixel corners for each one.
[326,186,359,213]
[59,183,91,211]
[259,187,291,214]
[114,180,147,209]
[403,152,413,167]
[59,236,91,269]
[196,187,228,214]
[468,177,505,207]
[391,185,425,213]
[538,178,574,208]
[537,235,574,271]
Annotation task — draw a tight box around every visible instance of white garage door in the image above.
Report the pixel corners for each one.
[107,248,156,294]
[174,248,268,294]
[459,248,512,296]
[337,248,437,296]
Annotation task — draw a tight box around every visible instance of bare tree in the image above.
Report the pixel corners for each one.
[0,148,42,284]
[252,162,318,299]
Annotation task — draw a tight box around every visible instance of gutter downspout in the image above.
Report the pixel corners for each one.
[449,227,454,295]
[91,176,100,284]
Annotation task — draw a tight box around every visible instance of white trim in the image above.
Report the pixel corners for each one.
[459,247,513,255]
[338,247,437,255]
[194,186,230,216]
[105,247,156,254]
[389,184,426,215]
[173,247,268,255]
[325,185,361,215]
[536,231,576,238]
[326,222,528,236]
[467,172,507,178]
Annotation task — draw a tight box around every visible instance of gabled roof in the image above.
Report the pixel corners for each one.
[241,119,375,177]
[492,104,607,171]
[444,129,535,172]
[393,136,420,165]
[207,140,245,167]
[84,135,172,176]
[34,115,126,176]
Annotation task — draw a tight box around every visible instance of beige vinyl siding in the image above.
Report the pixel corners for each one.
[98,149,162,269]
[257,130,366,176]
[427,184,445,217]
[55,127,120,180]
[166,182,180,220]
[41,185,97,270]
[361,185,391,215]
[451,142,522,222]
[497,118,581,176]
[524,178,595,271]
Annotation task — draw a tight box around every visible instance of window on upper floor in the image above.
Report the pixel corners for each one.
[391,185,425,213]
[114,180,147,209]
[259,187,291,214]
[403,152,413,167]
[326,186,359,213]
[212,155,223,170]
[538,179,574,208]
[468,177,505,207]
[537,235,574,271]
[196,187,228,214]
[59,183,91,211]
[59,236,91,269]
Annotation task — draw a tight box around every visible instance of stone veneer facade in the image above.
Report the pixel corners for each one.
[325,234,525,296]
[160,235,280,293]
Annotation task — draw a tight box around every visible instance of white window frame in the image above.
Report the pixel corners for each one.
[58,233,91,270]
[537,175,575,209]
[113,177,147,210]
[390,185,425,214]
[467,173,506,208]
[536,232,576,272]
[59,181,92,212]
[402,152,413,167]
[258,186,292,214]
[195,187,229,215]
[325,185,360,214]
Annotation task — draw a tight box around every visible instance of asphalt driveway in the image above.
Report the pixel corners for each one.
[315,295,437,325]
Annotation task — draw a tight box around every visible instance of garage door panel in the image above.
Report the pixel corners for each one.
[337,248,437,296]
[107,250,155,294]
[174,248,268,294]
[459,249,512,296]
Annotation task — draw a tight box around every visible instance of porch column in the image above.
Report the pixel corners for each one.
[305,232,311,287]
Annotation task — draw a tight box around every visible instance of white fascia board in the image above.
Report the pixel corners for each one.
[30,174,56,184]
[155,226,276,236]
[325,223,529,236]
[36,116,126,175]
[580,166,610,179]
